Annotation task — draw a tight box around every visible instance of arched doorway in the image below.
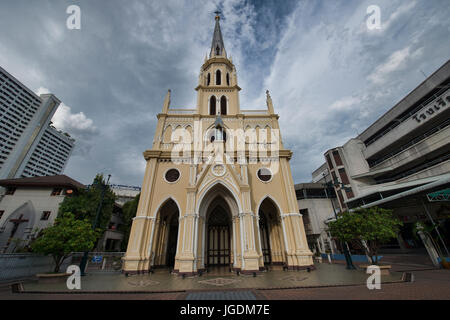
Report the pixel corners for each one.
[206,203,231,267]
[258,197,286,266]
[197,183,239,272]
[152,199,179,268]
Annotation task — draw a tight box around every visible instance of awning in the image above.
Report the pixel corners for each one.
[360,175,450,208]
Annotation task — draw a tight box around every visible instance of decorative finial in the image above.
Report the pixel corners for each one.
[266,89,274,114]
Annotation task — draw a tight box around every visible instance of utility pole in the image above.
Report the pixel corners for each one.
[79,174,111,276]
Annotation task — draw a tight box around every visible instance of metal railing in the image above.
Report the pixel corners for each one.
[0,253,73,283]
[0,252,125,282]
[70,252,124,273]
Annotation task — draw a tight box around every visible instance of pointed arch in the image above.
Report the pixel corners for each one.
[151,197,181,267]
[255,195,287,266]
[153,196,181,219]
[0,201,36,253]
[206,73,211,86]
[264,125,272,143]
[209,96,216,115]
[196,180,242,216]
[220,96,227,115]
[226,73,230,86]
[216,69,221,85]
[185,125,193,144]
[171,125,183,143]
[256,195,283,218]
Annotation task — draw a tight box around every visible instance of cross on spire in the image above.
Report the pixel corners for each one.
[210,11,226,58]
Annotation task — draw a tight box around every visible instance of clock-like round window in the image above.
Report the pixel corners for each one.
[165,169,180,183]
[257,168,272,182]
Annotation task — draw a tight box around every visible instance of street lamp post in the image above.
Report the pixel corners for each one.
[79,174,111,276]
[324,180,356,270]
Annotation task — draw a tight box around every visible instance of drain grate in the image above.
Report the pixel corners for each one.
[186,290,256,300]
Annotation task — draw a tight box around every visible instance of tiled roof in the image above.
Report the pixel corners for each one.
[0,175,85,189]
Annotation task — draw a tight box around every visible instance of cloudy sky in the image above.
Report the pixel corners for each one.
[0,0,449,186]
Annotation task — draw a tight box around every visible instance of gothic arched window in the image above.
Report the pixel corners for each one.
[220,96,227,115]
[216,70,221,85]
[226,73,230,86]
[210,96,216,115]
[216,46,220,55]
[207,73,211,86]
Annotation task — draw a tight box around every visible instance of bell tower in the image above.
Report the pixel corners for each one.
[196,13,241,116]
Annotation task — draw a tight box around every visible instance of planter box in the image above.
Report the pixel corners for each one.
[36,273,70,284]
[360,264,392,276]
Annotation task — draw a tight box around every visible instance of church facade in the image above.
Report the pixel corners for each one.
[123,15,313,275]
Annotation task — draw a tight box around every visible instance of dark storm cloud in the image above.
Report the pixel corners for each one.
[0,0,449,186]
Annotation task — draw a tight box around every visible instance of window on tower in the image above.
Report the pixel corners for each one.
[226,73,230,86]
[220,96,227,115]
[207,73,211,86]
[216,46,220,55]
[216,70,221,85]
[210,96,216,115]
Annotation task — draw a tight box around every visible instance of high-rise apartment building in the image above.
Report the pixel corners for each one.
[0,66,74,180]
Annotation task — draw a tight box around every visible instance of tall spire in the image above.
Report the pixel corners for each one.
[210,12,226,58]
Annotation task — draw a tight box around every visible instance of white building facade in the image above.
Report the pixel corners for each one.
[0,175,85,253]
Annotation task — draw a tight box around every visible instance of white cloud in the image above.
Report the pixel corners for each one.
[368,45,425,84]
[383,1,417,31]
[330,96,362,111]
[51,103,96,133]
[368,46,410,84]
[35,86,50,96]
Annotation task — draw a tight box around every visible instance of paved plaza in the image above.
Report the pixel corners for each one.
[16,263,402,293]
[1,257,449,300]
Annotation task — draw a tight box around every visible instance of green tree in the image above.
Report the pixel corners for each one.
[58,174,116,232]
[328,207,403,264]
[119,193,140,251]
[31,213,100,273]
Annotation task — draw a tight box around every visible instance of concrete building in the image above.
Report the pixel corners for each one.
[0,66,74,181]
[295,164,341,255]
[123,15,313,275]
[110,184,141,206]
[96,203,125,252]
[95,185,141,252]
[319,60,450,257]
[0,175,85,253]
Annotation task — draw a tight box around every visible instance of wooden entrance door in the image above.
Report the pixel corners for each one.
[206,207,230,266]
